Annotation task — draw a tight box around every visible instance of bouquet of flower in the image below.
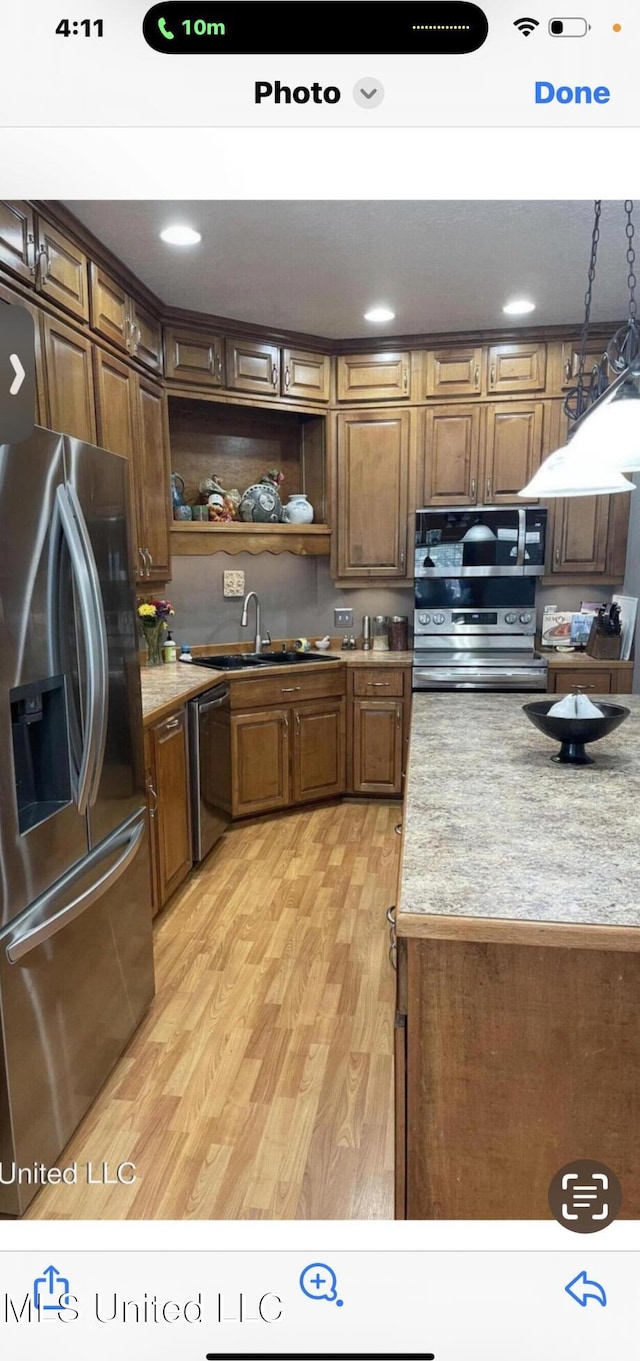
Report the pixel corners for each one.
[138,599,174,665]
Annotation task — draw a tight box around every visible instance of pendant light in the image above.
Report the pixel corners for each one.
[519,201,640,497]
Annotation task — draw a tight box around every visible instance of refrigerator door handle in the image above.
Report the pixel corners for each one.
[55,485,109,815]
[5,814,145,965]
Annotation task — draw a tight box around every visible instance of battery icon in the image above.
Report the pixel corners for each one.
[549,17,590,35]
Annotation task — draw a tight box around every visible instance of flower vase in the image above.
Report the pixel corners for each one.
[142,621,165,666]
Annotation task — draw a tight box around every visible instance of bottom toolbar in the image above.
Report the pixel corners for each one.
[0,1250,636,1359]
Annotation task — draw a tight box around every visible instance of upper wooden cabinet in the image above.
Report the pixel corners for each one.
[135,378,172,582]
[225,337,280,396]
[425,347,483,399]
[422,405,481,506]
[93,348,137,459]
[550,495,610,575]
[0,277,46,424]
[487,342,547,394]
[42,313,96,443]
[335,408,410,577]
[164,325,225,386]
[337,351,411,402]
[484,401,547,503]
[282,347,330,402]
[90,264,162,373]
[35,219,89,322]
[0,201,36,283]
[557,337,608,392]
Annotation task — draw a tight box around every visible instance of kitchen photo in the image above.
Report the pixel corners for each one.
[1,198,640,1222]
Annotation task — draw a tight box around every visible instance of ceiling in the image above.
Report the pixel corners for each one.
[64,200,632,339]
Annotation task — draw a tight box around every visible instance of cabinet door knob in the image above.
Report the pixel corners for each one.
[27,233,37,275]
[37,247,50,285]
[272,363,279,389]
[371,681,390,687]
[490,363,496,386]
[284,366,291,389]
[565,357,572,382]
[470,477,476,500]
[400,548,405,569]
[486,478,492,500]
[474,364,480,388]
[164,717,181,730]
[403,366,409,392]
[555,547,560,565]
[138,548,146,573]
[281,686,301,693]
[147,781,158,817]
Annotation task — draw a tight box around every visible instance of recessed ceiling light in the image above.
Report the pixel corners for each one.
[364,306,396,323]
[503,299,536,316]
[160,225,202,246]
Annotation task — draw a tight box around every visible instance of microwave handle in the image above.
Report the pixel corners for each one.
[516,508,526,568]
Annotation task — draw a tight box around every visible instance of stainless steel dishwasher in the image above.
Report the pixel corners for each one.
[187,683,232,862]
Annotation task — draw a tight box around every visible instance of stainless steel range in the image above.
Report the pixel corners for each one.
[413,507,548,691]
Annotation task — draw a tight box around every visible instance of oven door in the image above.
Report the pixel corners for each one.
[413,653,548,691]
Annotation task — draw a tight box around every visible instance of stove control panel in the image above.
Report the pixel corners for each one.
[414,607,537,637]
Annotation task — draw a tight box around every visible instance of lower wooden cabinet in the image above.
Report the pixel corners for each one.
[231,697,346,817]
[547,661,633,694]
[348,666,411,797]
[231,707,291,817]
[145,708,192,915]
[292,699,346,803]
[352,698,404,794]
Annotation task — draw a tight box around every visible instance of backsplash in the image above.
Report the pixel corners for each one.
[168,553,596,649]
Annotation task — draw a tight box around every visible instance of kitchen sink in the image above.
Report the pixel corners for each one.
[187,651,338,671]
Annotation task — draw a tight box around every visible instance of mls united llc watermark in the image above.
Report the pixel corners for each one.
[0,1161,137,1186]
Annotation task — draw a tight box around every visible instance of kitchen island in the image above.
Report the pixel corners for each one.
[396,691,640,1219]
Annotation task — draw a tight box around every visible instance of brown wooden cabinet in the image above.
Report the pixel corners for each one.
[94,349,171,583]
[230,707,291,816]
[0,201,36,283]
[42,313,96,442]
[225,337,280,396]
[292,699,346,803]
[35,219,89,322]
[488,342,547,394]
[484,401,547,502]
[337,351,411,402]
[422,405,481,505]
[90,264,162,373]
[335,408,410,577]
[348,666,411,797]
[547,660,633,694]
[164,325,225,387]
[557,337,608,391]
[135,377,172,581]
[550,494,610,574]
[425,347,483,399]
[282,347,330,402]
[352,698,404,795]
[230,668,346,816]
[146,708,192,914]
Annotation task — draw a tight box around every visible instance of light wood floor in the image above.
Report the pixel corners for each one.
[27,801,399,1219]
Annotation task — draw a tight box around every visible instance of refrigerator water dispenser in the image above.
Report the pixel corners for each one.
[10,675,72,833]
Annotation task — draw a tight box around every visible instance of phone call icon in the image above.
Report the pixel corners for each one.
[157,16,174,40]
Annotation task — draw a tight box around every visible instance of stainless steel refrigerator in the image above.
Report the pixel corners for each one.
[0,427,155,1216]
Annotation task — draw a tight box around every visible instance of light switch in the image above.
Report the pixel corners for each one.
[223,570,245,597]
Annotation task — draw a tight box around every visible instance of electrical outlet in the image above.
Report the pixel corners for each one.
[223,570,245,598]
[334,608,353,628]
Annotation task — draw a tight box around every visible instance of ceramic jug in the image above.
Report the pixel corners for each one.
[282,493,314,525]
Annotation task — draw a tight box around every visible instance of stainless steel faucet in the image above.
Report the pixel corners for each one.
[240,591,271,653]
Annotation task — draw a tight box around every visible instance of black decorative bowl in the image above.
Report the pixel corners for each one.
[522,700,630,765]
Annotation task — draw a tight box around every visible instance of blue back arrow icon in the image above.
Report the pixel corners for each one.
[565,1271,607,1308]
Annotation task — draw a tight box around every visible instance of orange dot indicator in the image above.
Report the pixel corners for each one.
[613,22,622,31]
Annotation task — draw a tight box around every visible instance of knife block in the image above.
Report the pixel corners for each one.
[586,620,622,660]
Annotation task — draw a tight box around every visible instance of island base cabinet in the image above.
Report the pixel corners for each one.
[401,937,640,1219]
[145,709,192,916]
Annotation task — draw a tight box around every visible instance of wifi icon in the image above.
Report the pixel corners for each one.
[514,16,540,36]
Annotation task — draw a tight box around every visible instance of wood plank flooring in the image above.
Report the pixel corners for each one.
[27,801,399,1219]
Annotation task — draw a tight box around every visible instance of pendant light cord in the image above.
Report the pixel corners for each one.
[565,200,602,422]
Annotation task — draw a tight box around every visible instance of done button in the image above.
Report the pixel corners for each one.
[535,80,611,104]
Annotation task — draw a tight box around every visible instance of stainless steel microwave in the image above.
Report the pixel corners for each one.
[414,506,547,578]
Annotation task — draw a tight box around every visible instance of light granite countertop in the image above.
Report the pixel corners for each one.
[140,650,413,725]
[398,691,640,935]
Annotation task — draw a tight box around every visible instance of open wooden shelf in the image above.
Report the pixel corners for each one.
[170,522,331,556]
